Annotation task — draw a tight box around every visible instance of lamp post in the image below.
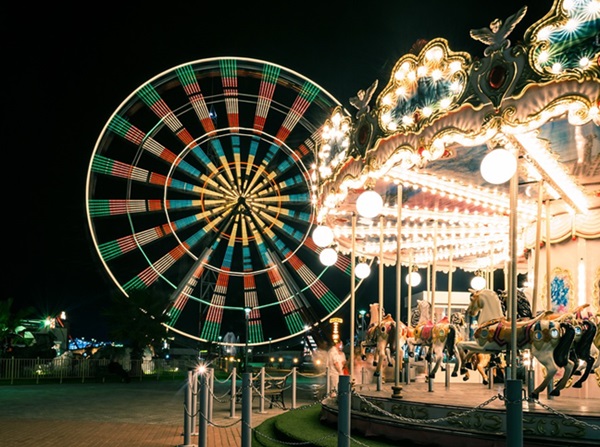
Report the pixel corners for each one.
[244,307,251,373]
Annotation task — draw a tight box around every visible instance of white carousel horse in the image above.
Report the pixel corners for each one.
[461,289,531,385]
[406,299,464,378]
[457,289,576,399]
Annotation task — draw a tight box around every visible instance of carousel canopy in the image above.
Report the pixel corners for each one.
[314,0,599,272]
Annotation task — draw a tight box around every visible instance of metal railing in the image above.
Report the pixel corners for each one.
[0,357,191,384]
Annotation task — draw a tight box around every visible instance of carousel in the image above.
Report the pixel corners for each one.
[313,0,600,445]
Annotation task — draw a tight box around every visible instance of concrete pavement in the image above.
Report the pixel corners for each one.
[0,377,318,447]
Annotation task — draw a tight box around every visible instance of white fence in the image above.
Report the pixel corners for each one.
[0,357,190,384]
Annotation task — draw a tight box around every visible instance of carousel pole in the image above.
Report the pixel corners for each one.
[532,181,544,315]
[379,215,385,323]
[393,185,403,398]
[507,146,523,447]
[350,212,357,383]
[377,215,385,391]
[431,221,438,321]
[446,248,454,388]
[545,200,552,310]
[407,250,414,327]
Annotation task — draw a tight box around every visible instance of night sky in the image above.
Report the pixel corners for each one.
[4,0,553,342]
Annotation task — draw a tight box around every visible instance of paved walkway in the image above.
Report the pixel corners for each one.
[0,378,317,447]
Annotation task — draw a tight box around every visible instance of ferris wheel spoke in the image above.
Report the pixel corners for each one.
[175,64,218,134]
[272,81,321,144]
[167,253,210,326]
[219,59,241,131]
[286,252,343,313]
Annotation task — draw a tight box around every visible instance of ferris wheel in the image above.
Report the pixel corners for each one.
[86,57,358,345]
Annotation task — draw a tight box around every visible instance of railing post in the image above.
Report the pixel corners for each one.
[191,370,198,433]
[179,369,196,447]
[337,375,351,447]
[206,368,215,422]
[326,366,331,395]
[229,367,237,419]
[198,370,208,447]
[291,367,297,409]
[241,373,252,447]
[259,367,266,413]
[506,379,523,447]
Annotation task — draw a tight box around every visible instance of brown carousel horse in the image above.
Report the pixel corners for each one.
[457,289,576,399]
[406,299,464,378]
[546,304,597,390]
[360,303,411,377]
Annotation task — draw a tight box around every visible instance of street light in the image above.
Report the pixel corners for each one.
[244,307,252,373]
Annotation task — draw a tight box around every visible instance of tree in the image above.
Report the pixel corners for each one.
[102,289,170,375]
[0,298,35,358]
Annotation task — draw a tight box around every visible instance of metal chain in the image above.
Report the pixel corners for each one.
[353,390,503,424]
[524,397,600,432]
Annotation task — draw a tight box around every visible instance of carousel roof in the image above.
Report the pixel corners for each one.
[314,0,599,272]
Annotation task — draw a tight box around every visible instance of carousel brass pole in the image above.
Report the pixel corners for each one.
[378,215,385,391]
[447,249,453,319]
[407,250,414,327]
[532,181,543,315]
[350,212,357,383]
[379,215,385,323]
[426,263,431,310]
[507,147,523,447]
[393,186,403,398]
[545,200,552,310]
[432,222,438,321]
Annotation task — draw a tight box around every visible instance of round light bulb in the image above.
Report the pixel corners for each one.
[319,247,338,266]
[405,271,422,286]
[480,148,517,184]
[355,262,371,279]
[470,275,487,290]
[312,225,334,247]
[356,190,383,218]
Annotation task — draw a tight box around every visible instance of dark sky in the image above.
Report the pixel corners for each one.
[3,0,554,341]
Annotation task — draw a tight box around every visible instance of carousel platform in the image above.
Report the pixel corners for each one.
[320,380,600,447]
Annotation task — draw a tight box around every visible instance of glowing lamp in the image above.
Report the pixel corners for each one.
[356,190,383,218]
[355,261,371,279]
[480,148,517,184]
[319,247,338,266]
[405,269,422,286]
[470,275,486,291]
[312,225,334,247]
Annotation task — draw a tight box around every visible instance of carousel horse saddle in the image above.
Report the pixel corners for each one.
[414,320,435,342]
[475,318,535,347]
[475,311,554,347]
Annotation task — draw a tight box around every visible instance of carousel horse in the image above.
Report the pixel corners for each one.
[406,299,464,378]
[359,302,413,377]
[360,303,395,376]
[497,289,533,319]
[457,289,576,399]
[461,289,531,384]
[547,304,597,389]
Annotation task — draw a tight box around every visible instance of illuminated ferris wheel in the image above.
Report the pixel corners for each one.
[86,57,359,345]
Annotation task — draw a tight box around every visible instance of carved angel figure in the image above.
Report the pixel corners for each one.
[470,6,527,56]
[349,79,378,118]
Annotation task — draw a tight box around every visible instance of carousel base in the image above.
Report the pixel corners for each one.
[320,381,600,447]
